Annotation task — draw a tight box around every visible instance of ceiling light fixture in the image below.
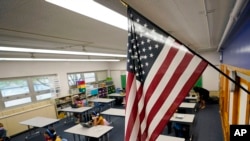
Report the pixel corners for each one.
[0,46,127,57]
[0,58,120,62]
[45,0,128,31]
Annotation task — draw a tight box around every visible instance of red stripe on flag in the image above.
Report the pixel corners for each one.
[150,60,208,140]
[140,46,179,140]
[125,72,136,141]
[125,72,143,141]
[142,52,194,140]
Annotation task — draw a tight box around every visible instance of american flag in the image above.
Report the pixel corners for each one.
[125,7,208,141]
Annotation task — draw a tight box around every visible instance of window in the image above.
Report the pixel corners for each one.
[36,93,52,100]
[67,71,107,95]
[84,72,96,83]
[33,77,51,92]
[32,76,57,101]
[4,97,32,108]
[68,73,83,87]
[0,74,59,109]
[0,79,29,97]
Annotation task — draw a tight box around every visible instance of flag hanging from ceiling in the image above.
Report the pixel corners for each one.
[125,6,208,141]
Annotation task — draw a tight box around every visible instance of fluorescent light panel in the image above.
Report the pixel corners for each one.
[0,58,120,62]
[45,0,128,30]
[0,46,126,57]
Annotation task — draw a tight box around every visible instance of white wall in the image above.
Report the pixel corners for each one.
[0,61,109,97]
[201,51,221,66]
[108,60,126,70]
[108,61,126,88]
[201,51,220,91]
[0,51,220,99]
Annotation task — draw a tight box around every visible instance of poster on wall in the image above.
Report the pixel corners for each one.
[77,80,86,93]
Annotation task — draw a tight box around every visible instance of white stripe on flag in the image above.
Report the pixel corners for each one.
[139,37,175,134]
[125,76,139,140]
[147,51,204,139]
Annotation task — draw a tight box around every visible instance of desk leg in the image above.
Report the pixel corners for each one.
[107,133,110,141]
[64,112,73,123]
[72,134,76,141]
[83,110,90,122]
[27,125,31,135]
[24,125,31,140]
[189,124,193,141]
[110,101,114,108]
[78,135,81,141]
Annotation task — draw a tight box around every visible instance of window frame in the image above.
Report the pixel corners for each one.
[0,74,59,109]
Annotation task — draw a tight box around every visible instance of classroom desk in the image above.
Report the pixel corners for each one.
[88,98,115,104]
[59,106,93,122]
[185,95,198,103]
[101,108,125,122]
[156,135,185,141]
[88,98,115,111]
[179,102,197,114]
[170,113,195,124]
[64,124,113,141]
[107,93,125,105]
[170,113,195,140]
[20,116,59,139]
[108,93,125,97]
[59,106,93,113]
[101,108,125,117]
[185,96,198,101]
[179,102,196,109]
[20,116,59,129]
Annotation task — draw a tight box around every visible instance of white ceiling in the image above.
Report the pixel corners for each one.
[0,0,240,60]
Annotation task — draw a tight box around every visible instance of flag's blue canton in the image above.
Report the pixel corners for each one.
[127,10,166,83]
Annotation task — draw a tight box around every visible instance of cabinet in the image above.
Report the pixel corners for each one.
[53,81,116,118]
[86,81,116,98]
[53,93,87,118]
[98,85,116,98]
[97,81,116,98]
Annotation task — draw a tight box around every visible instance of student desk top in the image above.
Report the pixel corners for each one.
[59,106,93,123]
[170,113,195,124]
[88,98,115,103]
[20,116,59,138]
[101,109,195,123]
[64,124,113,141]
[179,102,196,109]
[185,95,198,103]
[108,93,125,97]
[88,98,116,109]
[59,106,93,113]
[19,116,59,128]
[156,135,185,141]
[101,108,125,117]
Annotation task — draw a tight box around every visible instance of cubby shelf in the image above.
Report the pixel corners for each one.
[53,81,116,118]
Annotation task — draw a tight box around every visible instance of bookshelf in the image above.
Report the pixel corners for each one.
[54,80,115,118]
